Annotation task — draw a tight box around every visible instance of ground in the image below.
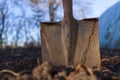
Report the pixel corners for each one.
[0,47,120,80]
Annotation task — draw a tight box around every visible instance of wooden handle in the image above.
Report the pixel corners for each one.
[62,0,74,21]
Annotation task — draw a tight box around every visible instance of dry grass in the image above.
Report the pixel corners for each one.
[0,47,120,80]
[0,62,97,80]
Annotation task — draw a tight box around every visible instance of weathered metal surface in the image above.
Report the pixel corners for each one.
[40,0,101,68]
[41,22,68,65]
[73,19,100,68]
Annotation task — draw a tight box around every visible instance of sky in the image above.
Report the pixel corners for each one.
[62,0,120,20]
[92,0,119,17]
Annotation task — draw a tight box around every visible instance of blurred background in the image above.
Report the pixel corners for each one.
[0,0,119,48]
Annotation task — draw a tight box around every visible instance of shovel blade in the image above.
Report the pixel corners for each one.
[41,19,101,68]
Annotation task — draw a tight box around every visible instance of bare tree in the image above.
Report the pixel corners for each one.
[0,0,43,47]
[49,0,61,21]
[0,0,7,48]
[31,0,39,4]
[0,11,4,48]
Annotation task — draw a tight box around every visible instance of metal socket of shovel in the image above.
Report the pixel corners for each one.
[40,0,101,68]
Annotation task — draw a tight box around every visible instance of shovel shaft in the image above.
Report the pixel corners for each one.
[62,0,74,21]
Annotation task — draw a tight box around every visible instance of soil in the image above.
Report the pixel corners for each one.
[0,47,120,80]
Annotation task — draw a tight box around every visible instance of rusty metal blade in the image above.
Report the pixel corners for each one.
[73,19,101,68]
[40,18,101,68]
